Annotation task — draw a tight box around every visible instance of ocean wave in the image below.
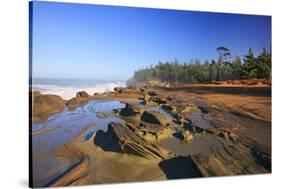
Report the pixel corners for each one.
[32,82,126,100]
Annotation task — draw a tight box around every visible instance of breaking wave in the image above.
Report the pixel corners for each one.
[32,81,126,100]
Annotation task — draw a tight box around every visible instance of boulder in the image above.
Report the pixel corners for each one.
[66,97,89,110]
[31,91,65,123]
[76,91,89,98]
[113,87,122,93]
[66,91,90,110]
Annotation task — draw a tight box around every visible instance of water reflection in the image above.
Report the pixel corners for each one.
[32,100,125,187]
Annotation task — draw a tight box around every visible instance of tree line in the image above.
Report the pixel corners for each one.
[128,47,271,86]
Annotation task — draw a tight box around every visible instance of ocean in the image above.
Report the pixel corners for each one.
[31,78,126,100]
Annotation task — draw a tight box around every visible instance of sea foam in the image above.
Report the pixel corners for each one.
[32,81,126,100]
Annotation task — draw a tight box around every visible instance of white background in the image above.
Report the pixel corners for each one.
[0,0,279,188]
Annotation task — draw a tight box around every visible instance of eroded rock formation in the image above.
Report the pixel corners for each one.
[31,91,65,123]
[66,91,90,110]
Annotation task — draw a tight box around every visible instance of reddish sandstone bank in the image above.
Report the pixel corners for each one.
[154,83,271,122]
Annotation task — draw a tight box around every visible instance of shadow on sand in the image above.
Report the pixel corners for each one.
[93,130,122,153]
[43,158,85,187]
[158,156,203,179]
[250,148,272,171]
[162,86,271,97]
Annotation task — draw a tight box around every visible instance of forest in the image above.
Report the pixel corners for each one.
[128,47,271,86]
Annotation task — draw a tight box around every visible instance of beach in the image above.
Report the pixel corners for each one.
[31,81,271,187]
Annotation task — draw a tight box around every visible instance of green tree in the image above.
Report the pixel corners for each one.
[228,55,243,79]
[256,48,271,79]
[216,46,231,81]
[129,47,271,86]
[243,48,257,79]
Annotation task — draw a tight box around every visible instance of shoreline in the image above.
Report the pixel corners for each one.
[31,83,272,187]
[31,82,271,123]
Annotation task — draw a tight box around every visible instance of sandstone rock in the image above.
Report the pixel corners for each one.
[190,142,270,176]
[66,91,90,110]
[31,91,65,123]
[161,104,177,115]
[165,96,173,101]
[54,142,85,160]
[66,97,89,110]
[49,157,90,187]
[182,104,199,113]
[150,96,167,104]
[76,91,89,98]
[141,111,171,126]
[139,86,148,93]
[173,130,194,142]
[127,86,139,90]
[191,153,232,176]
[229,132,238,142]
[181,130,194,142]
[33,91,41,97]
[140,94,154,105]
[114,87,140,94]
[113,87,122,93]
[94,122,168,159]
[119,103,144,116]
[148,91,158,96]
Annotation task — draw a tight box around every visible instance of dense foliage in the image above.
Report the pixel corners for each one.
[128,47,271,85]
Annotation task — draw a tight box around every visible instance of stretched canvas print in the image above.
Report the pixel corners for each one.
[29,1,272,188]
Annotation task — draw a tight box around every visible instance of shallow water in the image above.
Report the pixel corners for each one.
[162,133,225,156]
[189,111,216,129]
[32,100,125,187]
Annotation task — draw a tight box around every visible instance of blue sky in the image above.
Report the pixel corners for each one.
[31,1,271,80]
